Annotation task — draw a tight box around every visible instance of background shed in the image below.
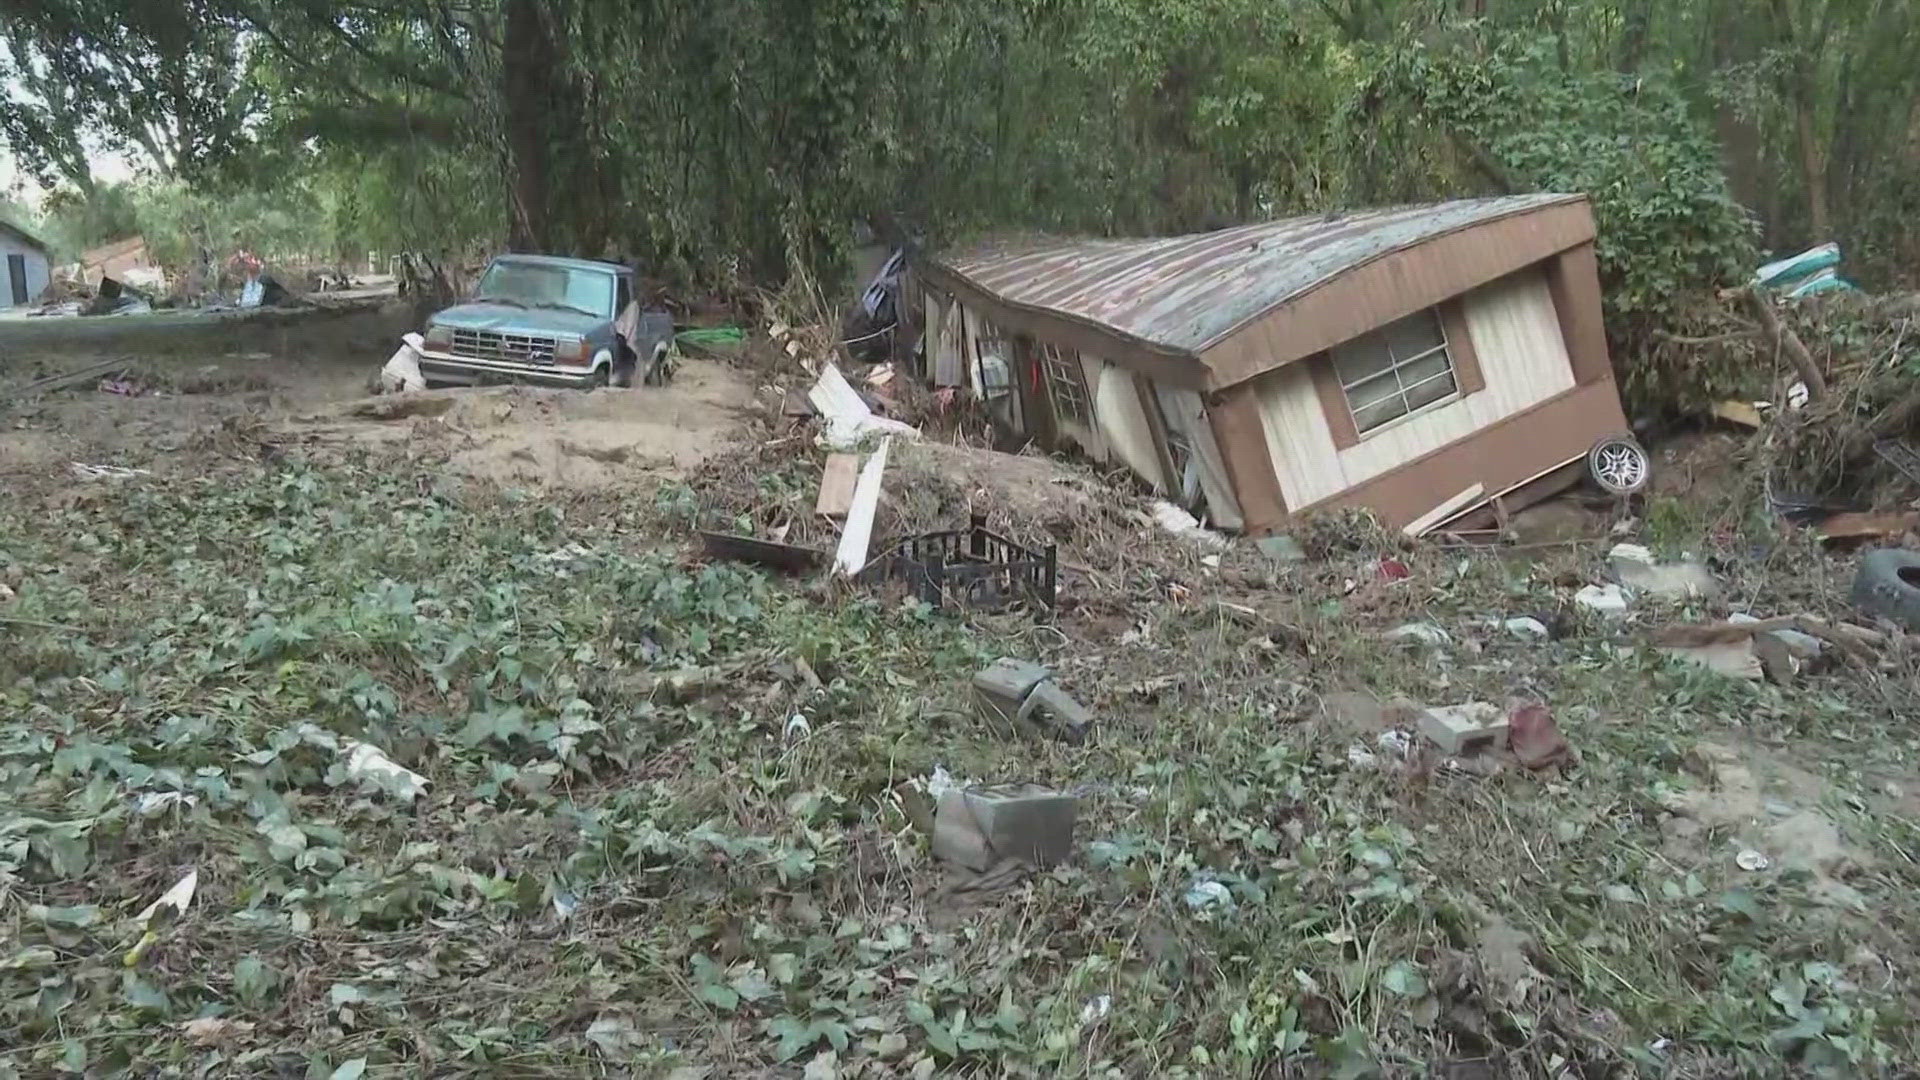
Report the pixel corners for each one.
[1,220,52,307]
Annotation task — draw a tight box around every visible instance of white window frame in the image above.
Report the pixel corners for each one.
[1041,342,1092,425]
[1334,311,1459,436]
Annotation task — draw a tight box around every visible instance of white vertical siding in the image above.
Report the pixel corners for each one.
[1085,355,1165,491]
[1254,269,1576,510]
[1,231,51,306]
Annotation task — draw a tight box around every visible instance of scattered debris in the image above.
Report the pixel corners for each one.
[1504,616,1550,639]
[1661,637,1763,680]
[1507,702,1571,771]
[1150,501,1228,548]
[1710,400,1764,429]
[1404,483,1485,538]
[379,333,429,393]
[783,714,812,745]
[1610,544,1718,599]
[700,532,824,574]
[348,394,458,421]
[1377,556,1411,582]
[1183,878,1234,912]
[833,438,892,576]
[178,1017,256,1048]
[1575,583,1630,615]
[808,364,918,450]
[1818,512,1920,544]
[1736,848,1772,872]
[1255,534,1306,562]
[133,869,199,927]
[296,723,430,802]
[930,784,1077,872]
[1384,622,1451,649]
[70,462,152,480]
[1417,702,1509,756]
[1755,241,1855,297]
[972,659,1092,744]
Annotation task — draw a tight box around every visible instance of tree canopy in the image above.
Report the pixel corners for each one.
[5,0,1918,396]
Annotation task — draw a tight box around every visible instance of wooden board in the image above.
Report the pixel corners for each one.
[815,453,860,518]
[1403,483,1486,538]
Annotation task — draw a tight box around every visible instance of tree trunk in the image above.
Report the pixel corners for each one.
[503,0,553,251]
[1794,94,1832,238]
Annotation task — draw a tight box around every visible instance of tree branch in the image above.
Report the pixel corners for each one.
[1745,288,1828,402]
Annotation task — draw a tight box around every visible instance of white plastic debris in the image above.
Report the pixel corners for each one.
[135,869,199,926]
[134,791,197,817]
[1609,543,1717,599]
[1183,879,1234,911]
[783,713,812,745]
[379,332,428,393]
[1575,584,1631,615]
[1376,729,1415,759]
[808,363,919,450]
[1149,501,1229,549]
[1079,995,1113,1025]
[1736,848,1771,872]
[343,740,430,802]
[70,462,151,480]
[1345,743,1379,769]
[1504,617,1550,639]
[923,765,963,800]
[1385,622,1452,648]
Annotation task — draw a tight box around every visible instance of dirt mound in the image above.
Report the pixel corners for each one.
[288,359,756,489]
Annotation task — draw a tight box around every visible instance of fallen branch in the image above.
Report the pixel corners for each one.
[1655,615,1887,663]
[1745,288,1827,402]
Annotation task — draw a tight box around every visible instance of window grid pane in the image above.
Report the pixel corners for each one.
[1336,310,1459,435]
[1043,344,1091,423]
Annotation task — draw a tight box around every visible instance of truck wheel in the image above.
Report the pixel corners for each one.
[1850,548,1920,631]
[1588,434,1650,496]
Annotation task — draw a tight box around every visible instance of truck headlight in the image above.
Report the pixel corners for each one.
[423,324,452,349]
[554,337,591,365]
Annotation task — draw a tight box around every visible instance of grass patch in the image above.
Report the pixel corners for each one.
[2,458,1917,1076]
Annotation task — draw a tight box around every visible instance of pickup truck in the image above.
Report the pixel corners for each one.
[416,254,674,388]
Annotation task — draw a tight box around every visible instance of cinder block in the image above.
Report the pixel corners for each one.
[971,658,1051,731]
[931,784,1077,870]
[1418,702,1510,756]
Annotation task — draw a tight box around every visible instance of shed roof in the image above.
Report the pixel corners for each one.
[927,193,1586,376]
[0,218,51,255]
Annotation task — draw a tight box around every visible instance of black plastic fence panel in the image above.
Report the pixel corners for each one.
[861,515,1056,614]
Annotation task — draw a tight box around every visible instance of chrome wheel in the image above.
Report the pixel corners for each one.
[1588,436,1650,495]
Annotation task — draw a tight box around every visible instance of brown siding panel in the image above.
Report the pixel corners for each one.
[1306,353,1361,450]
[1206,385,1289,534]
[1294,376,1631,529]
[1202,203,1594,390]
[1440,301,1486,397]
[1545,243,1614,385]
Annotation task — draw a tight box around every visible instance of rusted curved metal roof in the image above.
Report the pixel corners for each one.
[932,194,1583,357]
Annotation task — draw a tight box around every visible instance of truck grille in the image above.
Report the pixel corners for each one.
[450,329,557,365]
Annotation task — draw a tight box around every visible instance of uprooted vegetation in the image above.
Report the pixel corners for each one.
[5,418,1920,1077]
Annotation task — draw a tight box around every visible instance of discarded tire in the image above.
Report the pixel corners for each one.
[1587,434,1651,496]
[1850,548,1920,631]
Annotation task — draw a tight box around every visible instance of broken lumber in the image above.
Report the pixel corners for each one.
[1404,484,1485,538]
[833,438,892,577]
[815,453,860,518]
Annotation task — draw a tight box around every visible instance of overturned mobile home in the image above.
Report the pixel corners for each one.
[913,194,1641,533]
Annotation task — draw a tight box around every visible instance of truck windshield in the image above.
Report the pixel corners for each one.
[473,262,615,318]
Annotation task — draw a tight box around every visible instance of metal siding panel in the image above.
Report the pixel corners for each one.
[1088,355,1164,488]
[936,194,1583,354]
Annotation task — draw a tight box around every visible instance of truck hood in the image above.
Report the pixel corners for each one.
[427,302,606,337]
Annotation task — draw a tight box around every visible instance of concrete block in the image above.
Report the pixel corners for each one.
[1418,702,1510,756]
[972,658,1051,731]
[1020,680,1093,744]
[931,784,1077,870]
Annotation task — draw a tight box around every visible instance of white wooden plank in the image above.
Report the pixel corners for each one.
[834,439,892,576]
[1403,483,1486,538]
